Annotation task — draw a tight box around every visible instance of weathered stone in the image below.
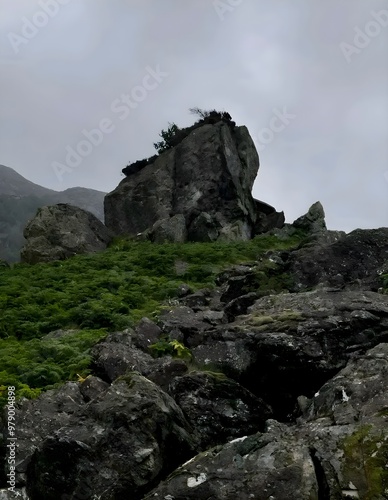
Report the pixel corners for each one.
[289,227,388,292]
[132,318,162,352]
[254,199,285,234]
[191,289,388,419]
[292,201,327,233]
[105,121,283,242]
[20,204,113,264]
[24,374,198,500]
[149,214,187,243]
[168,371,272,450]
[145,343,388,499]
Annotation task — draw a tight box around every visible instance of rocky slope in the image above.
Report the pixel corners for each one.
[1,206,387,499]
[0,165,105,262]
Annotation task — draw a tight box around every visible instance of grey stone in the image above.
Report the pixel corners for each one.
[105,121,284,242]
[20,204,113,263]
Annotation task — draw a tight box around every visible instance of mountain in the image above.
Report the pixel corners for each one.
[0,165,105,262]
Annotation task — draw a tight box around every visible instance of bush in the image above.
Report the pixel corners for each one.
[153,122,179,153]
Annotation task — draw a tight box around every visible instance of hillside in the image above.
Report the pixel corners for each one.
[0,116,387,498]
[0,165,105,262]
[0,225,387,498]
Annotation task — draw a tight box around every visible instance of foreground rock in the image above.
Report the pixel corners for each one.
[20,204,113,263]
[105,120,284,242]
[145,343,388,499]
[288,227,388,292]
[2,374,198,500]
[188,288,388,420]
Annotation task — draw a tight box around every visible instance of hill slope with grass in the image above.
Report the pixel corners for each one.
[0,231,306,408]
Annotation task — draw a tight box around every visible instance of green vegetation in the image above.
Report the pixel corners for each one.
[153,122,180,153]
[380,273,388,292]
[149,339,192,360]
[124,108,233,176]
[0,232,305,408]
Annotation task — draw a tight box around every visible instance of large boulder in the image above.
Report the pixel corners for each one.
[105,121,284,242]
[20,204,113,264]
[145,343,388,500]
[190,288,388,420]
[288,227,388,291]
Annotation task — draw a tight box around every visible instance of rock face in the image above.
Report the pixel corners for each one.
[105,120,284,242]
[146,343,388,499]
[20,204,113,264]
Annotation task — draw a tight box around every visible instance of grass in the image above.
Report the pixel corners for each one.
[0,232,306,407]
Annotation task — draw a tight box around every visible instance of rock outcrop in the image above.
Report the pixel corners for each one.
[20,204,113,264]
[105,120,284,242]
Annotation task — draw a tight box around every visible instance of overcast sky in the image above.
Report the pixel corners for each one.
[1,0,387,232]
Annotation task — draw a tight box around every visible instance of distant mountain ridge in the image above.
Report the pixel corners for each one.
[0,165,106,262]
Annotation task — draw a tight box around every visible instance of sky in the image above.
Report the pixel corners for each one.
[0,0,387,232]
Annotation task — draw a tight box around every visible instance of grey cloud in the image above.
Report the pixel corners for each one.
[0,0,387,232]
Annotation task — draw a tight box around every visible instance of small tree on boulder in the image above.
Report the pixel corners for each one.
[153,122,179,153]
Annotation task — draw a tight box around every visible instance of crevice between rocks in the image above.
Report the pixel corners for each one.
[309,447,331,500]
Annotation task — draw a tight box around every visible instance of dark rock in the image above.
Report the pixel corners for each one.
[224,291,259,320]
[187,211,220,242]
[132,318,162,352]
[254,199,285,234]
[145,343,388,500]
[149,214,187,243]
[220,272,257,303]
[191,289,388,420]
[78,375,110,402]
[175,283,193,298]
[168,371,272,450]
[289,227,388,291]
[91,334,154,382]
[24,373,198,500]
[292,201,327,233]
[181,290,210,310]
[20,204,113,264]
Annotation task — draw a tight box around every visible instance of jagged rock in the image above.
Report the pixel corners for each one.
[25,373,198,500]
[132,318,162,352]
[145,343,388,499]
[292,201,327,233]
[187,211,220,242]
[149,214,187,243]
[168,371,272,450]
[289,227,388,291]
[190,289,388,419]
[254,199,285,234]
[105,121,284,242]
[20,204,113,264]
[90,329,189,390]
[90,330,155,382]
